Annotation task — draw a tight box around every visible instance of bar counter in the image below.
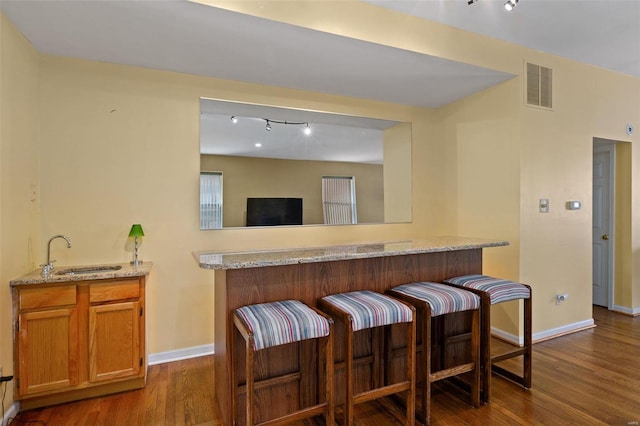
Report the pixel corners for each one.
[196,236,508,425]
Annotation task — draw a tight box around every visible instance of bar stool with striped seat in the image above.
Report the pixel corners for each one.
[388,282,481,425]
[319,290,416,426]
[443,274,532,404]
[233,300,334,426]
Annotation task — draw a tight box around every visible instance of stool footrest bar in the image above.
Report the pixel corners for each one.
[429,362,475,382]
[257,403,330,426]
[353,382,413,405]
[491,347,526,363]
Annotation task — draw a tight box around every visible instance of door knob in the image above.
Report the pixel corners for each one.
[602,234,609,240]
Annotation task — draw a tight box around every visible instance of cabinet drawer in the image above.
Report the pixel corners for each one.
[20,286,77,310]
[90,280,140,303]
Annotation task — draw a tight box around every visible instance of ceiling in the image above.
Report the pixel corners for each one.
[2,0,638,162]
[1,0,637,110]
[1,0,515,109]
[364,0,640,78]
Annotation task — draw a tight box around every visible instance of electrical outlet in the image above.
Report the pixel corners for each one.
[0,364,13,382]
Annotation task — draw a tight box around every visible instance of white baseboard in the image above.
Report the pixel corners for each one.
[2,402,20,426]
[491,326,522,346]
[532,318,595,342]
[613,305,640,316]
[148,344,214,365]
[491,318,596,346]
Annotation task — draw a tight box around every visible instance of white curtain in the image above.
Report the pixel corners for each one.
[200,172,223,229]
[322,176,357,225]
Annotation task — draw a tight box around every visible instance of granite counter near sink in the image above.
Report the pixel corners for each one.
[9,262,153,286]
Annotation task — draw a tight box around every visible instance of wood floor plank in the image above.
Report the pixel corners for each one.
[10,307,640,425]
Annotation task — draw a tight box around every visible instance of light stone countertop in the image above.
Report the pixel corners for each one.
[194,236,508,270]
[9,262,153,286]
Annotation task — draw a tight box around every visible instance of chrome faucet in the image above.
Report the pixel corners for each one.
[41,234,72,276]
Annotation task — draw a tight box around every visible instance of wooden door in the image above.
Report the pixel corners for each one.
[89,301,141,382]
[18,308,79,396]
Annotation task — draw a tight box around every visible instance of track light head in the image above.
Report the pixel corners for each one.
[265,120,272,131]
[304,123,312,136]
[230,116,238,123]
[504,0,518,11]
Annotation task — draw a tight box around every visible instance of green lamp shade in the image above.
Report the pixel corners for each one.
[128,224,145,238]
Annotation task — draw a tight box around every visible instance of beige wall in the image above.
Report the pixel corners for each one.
[0,13,41,412]
[2,0,640,413]
[200,154,383,227]
[383,122,412,223]
[615,142,632,307]
[34,53,427,364]
[519,57,639,329]
[437,77,523,336]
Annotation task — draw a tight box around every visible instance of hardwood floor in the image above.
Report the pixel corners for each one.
[10,306,639,425]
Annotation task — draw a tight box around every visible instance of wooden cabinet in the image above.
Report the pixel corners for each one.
[89,301,141,382]
[18,307,79,395]
[12,276,146,410]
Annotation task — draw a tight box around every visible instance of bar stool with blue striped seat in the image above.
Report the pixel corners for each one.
[233,300,334,426]
[388,282,481,425]
[319,290,416,426]
[443,274,532,403]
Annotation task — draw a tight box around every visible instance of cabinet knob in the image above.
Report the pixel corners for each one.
[602,234,609,240]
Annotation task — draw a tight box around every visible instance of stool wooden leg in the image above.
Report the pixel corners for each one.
[405,317,416,426]
[374,327,384,389]
[480,294,491,404]
[383,325,391,387]
[471,308,481,408]
[324,329,335,425]
[423,310,432,425]
[524,294,533,389]
[231,319,238,425]
[245,338,254,426]
[345,320,354,426]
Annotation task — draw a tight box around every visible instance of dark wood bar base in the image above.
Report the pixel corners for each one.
[213,249,483,425]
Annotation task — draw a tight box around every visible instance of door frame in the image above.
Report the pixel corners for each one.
[593,140,616,310]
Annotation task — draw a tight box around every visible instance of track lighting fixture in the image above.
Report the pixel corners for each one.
[504,0,518,11]
[467,0,521,10]
[228,115,312,135]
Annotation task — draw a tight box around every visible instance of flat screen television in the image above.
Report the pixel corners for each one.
[246,198,303,226]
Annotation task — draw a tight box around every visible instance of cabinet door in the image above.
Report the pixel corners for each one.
[89,301,141,382]
[18,308,79,396]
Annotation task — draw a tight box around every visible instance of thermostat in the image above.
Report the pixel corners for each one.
[566,201,581,210]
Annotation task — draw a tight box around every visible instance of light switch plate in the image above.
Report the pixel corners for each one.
[539,199,549,213]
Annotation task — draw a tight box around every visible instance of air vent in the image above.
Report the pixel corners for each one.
[526,62,552,109]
